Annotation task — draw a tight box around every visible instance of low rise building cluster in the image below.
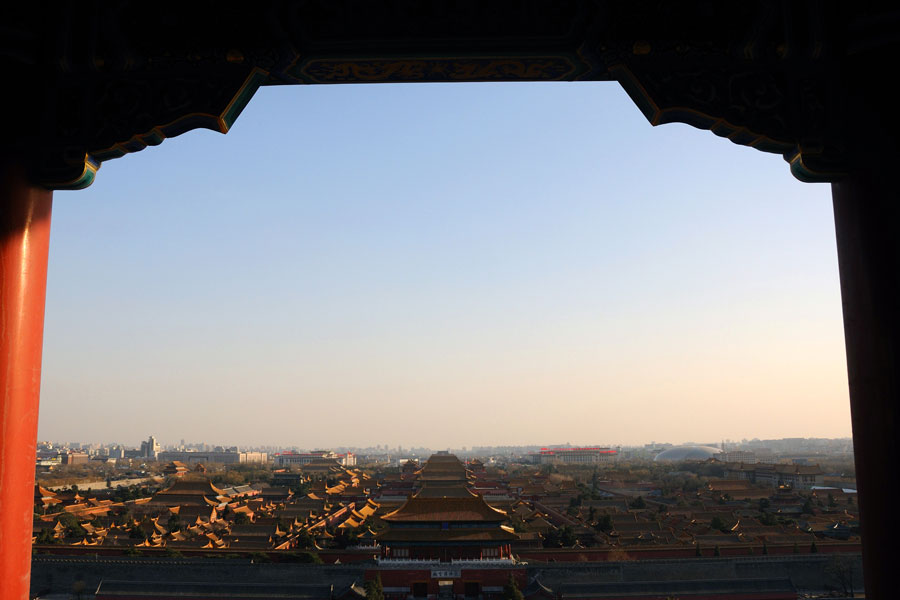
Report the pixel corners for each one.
[31,450,858,563]
[30,451,862,600]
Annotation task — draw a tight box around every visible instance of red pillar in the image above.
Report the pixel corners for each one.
[0,163,52,600]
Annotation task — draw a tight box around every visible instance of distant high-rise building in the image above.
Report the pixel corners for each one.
[140,435,160,459]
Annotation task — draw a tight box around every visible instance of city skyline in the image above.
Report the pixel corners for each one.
[40,435,853,455]
[40,82,851,448]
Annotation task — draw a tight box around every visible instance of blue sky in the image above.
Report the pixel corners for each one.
[40,81,849,449]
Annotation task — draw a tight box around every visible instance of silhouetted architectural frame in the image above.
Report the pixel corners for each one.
[1,3,897,598]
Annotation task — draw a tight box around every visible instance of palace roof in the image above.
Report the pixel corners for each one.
[377,526,519,543]
[382,495,508,522]
[413,484,479,499]
[155,480,226,497]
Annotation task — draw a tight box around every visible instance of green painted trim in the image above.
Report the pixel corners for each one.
[43,155,100,191]
[286,53,586,85]
[787,151,846,183]
[221,68,269,131]
[50,68,267,189]
[609,65,658,125]
[611,64,794,157]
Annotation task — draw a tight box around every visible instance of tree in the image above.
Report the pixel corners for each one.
[57,513,86,538]
[35,528,58,545]
[801,498,814,515]
[334,527,359,549]
[762,541,768,555]
[365,574,384,600]
[502,575,524,600]
[710,516,727,532]
[542,528,561,548]
[233,512,251,525]
[168,514,181,532]
[594,514,613,533]
[560,525,577,547]
[713,545,721,557]
[630,496,646,509]
[758,498,770,511]
[810,540,818,553]
[759,511,778,526]
[296,530,315,549]
[825,556,855,597]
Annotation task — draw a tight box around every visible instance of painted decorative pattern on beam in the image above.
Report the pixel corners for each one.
[291,56,585,84]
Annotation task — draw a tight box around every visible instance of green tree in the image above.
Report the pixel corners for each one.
[630,496,646,509]
[365,574,384,600]
[710,516,727,532]
[57,513,86,538]
[296,530,315,549]
[825,556,855,597]
[35,528,59,545]
[762,541,768,555]
[713,545,721,557]
[168,514,181,532]
[801,498,814,515]
[810,540,818,553]
[502,575,524,600]
[560,525,577,547]
[759,512,778,526]
[595,514,613,533]
[542,528,561,548]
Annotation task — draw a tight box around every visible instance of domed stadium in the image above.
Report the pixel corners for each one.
[654,445,723,462]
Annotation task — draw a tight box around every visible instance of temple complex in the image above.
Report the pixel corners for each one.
[5,5,900,597]
[378,489,518,562]
[372,454,524,599]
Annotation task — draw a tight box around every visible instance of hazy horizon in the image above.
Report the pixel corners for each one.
[43,435,853,453]
[40,82,852,449]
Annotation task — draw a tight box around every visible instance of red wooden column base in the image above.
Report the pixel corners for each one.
[0,163,52,600]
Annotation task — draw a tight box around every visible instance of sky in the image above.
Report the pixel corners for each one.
[39,81,851,450]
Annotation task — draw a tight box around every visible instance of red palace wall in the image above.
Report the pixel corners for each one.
[367,567,526,598]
